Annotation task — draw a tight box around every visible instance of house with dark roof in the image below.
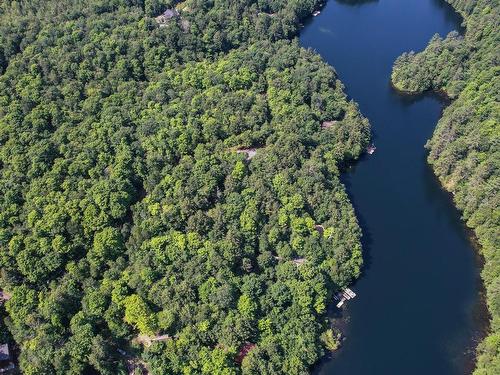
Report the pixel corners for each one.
[0,345,8,362]
[0,344,14,373]
[155,9,180,25]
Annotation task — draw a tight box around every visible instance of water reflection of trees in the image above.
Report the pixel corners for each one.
[335,0,379,6]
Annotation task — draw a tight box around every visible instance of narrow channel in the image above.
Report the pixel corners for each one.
[300,1,486,374]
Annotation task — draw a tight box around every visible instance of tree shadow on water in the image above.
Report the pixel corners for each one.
[335,0,379,6]
[430,0,465,32]
[340,169,374,277]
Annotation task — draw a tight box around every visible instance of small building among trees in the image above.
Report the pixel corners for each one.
[236,148,258,160]
[236,343,256,364]
[155,9,180,26]
[0,291,11,304]
[0,344,15,373]
[321,120,338,129]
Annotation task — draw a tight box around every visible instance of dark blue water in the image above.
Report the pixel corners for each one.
[300,1,486,374]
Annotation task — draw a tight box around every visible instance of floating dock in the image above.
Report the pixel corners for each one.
[335,288,356,308]
[345,288,356,298]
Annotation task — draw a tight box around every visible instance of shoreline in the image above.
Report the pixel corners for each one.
[300,1,490,373]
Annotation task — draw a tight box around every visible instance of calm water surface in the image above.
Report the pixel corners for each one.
[300,1,486,374]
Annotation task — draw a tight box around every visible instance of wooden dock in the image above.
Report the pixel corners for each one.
[366,145,376,154]
[335,288,356,308]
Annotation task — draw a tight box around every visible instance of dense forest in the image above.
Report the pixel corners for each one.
[0,0,370,374]
[392,1,499,374]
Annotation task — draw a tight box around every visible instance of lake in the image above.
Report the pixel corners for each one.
[299,1,487,374]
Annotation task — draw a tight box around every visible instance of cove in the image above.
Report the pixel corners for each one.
[299,1,487,374]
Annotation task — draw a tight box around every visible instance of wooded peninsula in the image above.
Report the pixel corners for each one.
[0,1,370,374]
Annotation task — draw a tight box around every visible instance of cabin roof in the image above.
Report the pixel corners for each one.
[236,148,258,160]
[236,343,255,363]
[162,9,179,18]
[0,344,10,361]
[155,8,180,25]
[314,224,324,235]
[292,258,306,266]
[136,333,172,347]
[0,290,11,301]
[321,120,337,129]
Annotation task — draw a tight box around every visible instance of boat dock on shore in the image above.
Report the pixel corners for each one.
[334,288,356,308]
